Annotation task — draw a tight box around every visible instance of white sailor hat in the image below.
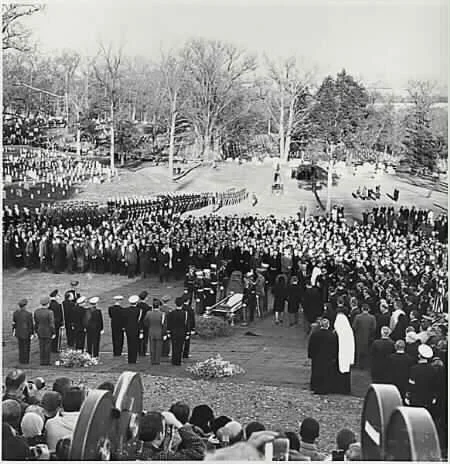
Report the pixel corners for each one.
[129,295,139,304]
[89,297,99,305]
[77,296,86,305]
[418,344,433,359]
[113,295,123,301]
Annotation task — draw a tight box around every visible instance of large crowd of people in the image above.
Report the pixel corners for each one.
[3,368,365,461]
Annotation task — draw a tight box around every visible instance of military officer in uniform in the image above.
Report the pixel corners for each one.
[49,289,63,353]
[108,296,125,356]
[167,297,189,366]
[125,295,140,364]
[184,266,196,305]
[13,299,34,364]
[62,285,78,348]
[160,295,172,357]
[84,297,104,358]
[74,296,88,351]
[406,344,438,415]
[137,291,151,356]
[182,298,196,359]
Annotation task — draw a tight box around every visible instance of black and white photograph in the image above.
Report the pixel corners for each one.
[1,0,448,460]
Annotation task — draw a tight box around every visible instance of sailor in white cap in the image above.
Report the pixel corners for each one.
[85,297,103,358]
[125,296,140,364]
[108,296,125,356]
[406,343,437,411]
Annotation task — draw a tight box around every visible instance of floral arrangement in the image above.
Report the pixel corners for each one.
[56,349,98,368]
[186,354,245,379]
[195,315,233,339]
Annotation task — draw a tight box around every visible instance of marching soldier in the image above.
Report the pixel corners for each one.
[137,291,151,356]
[13,299,34,364]
[49,289,63,353]
[34,297,55,366]
[167,297,189,366]
[108,296,125,356]
[84,297,103,358]
[125,295,140,364]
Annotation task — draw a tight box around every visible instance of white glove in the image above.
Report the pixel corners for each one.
[101,330,104,335]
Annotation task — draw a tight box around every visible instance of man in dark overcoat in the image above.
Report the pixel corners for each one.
[13,299,34,364]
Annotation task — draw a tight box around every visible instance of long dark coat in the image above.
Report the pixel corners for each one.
[308,328,338,394]
[287,283,303,313]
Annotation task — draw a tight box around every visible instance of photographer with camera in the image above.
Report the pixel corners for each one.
[134,410,205,460]
[3,369,40,415]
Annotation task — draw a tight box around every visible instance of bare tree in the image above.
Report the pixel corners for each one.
[182,39,257,161]
[93,42,124,172]
[265,56,316,162]
[2,4,44,51]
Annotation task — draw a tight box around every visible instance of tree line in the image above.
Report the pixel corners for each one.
[2,4,448,174]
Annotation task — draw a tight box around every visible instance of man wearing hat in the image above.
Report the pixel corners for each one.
[74,296,88,351]
[34,297,55,366]
[406,343,438,413]
[166,297,190,366]
[108,296,126,357]
[137,291,151,356]
[13,299,34,364]
[49,289,63,353]
[125,295,141,364]
[84,297,103,358]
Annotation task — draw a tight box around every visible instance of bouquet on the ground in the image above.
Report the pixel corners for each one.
[56,349,98,368]
[187,354,245,379]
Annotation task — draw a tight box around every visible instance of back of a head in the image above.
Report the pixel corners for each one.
[219,420,243,445]
[300,417,320,443]
[381,326,391,338]
[62,387,84,413]
[212,415,232,434]
[53,377,73,398]
[55,437,71,461]
[139,411,164,442]
[2,399,22,429]
[5,369,26,391]
[190,404,214,432]
[204,442,261,461]
[245,421,265,440]
[336,428,356,452]
[169,401,190,425]
[395,340,406,352]
[97,382,115,394]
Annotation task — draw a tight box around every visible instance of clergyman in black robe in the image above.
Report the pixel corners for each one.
[307,318,338,394]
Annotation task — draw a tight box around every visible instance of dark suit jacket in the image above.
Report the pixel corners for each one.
[13,308,34,339]
[84,308,103,332]
[108,304,125,328]
[125,306,140,332]
[388,352,414,396]
[144,311,166,339]
[34,307,55,338]
[49,299,63,328]
[370,338,395,382]
[167,309,188,338]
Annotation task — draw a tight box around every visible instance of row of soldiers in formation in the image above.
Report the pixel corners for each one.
[12,281,197,367]
[362,206,448,242]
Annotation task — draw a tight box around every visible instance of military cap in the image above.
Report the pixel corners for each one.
[129,295,139,304]
[418,344,433,359]
[70,280,79,287]
[175,297,184,308]
[40,296,50,306]
[77,296,86,305]
[113,295,123,301]
[18,299,28,308]
[49,289,58,298]
[89,297,99,305]
[161,295,171,303]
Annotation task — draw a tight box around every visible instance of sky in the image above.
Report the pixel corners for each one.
[22,0,449,93]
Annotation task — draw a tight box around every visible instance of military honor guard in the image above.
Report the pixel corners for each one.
[34,296,55,366]
[13,299,34,364]
[49,289,63,353]
[108,296,125,356]
[160,295,172,357]
[126,295,140,364]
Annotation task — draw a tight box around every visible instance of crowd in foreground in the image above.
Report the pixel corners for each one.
[3,369,362,461]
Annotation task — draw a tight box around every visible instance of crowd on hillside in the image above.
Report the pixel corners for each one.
[3,148,110,185]
[3,369,363,461]
[3,115,66,146]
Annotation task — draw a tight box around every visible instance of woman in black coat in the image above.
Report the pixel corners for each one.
[272,274,287,324]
